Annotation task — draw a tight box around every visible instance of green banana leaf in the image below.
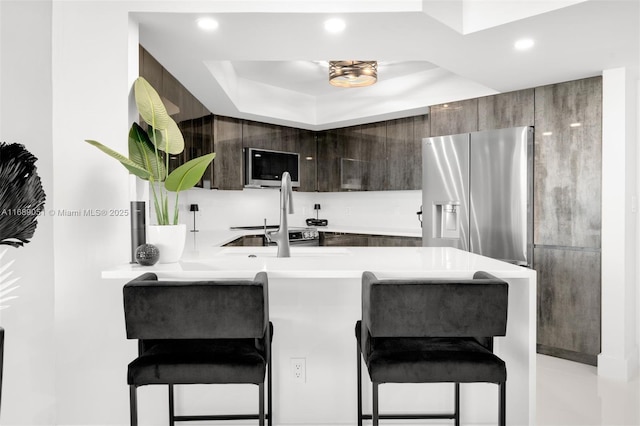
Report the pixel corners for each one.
[151,117,185,155]
[128,123,166,181]
[85,139,151,180]
[134,77,169,131]
[165,153,216,192]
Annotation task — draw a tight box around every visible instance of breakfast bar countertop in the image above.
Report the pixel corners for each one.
[102,231,534,281]
[102,234,536,425]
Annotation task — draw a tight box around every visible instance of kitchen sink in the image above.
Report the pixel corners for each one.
[215,246,351,258]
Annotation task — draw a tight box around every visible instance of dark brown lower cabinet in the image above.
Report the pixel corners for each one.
[535,246,601,365]
[367,235,421,247]
[319,232,420,247]
[223,235,266,247]
[225,232,421,248]
[320,232,369,247]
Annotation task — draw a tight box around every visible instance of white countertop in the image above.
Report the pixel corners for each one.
[103,237,534,280]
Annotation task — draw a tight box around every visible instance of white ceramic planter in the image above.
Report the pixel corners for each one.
[146,224,186,263]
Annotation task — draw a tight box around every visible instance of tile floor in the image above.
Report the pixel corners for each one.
[537,354,640,425]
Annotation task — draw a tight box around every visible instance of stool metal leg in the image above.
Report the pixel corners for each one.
[454,383,460,426]
[499,382,506,426]
[267,355,272,426]
[129,385,138,426]
[168,384,175,426]
[372,382,379,426]
[259,382,265,426]
[357,339,363,426]
[267,323,273,426]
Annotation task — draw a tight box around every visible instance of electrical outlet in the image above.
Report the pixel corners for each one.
[345,207,351,216]
[291,358,306,383]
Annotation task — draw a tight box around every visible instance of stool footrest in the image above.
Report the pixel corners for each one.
[362,413,456,420]
[174,414,270,422]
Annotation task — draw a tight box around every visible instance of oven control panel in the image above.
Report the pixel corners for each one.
[288,227,319,242]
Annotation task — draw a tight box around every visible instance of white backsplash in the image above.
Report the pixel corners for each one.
[178,188,423,234]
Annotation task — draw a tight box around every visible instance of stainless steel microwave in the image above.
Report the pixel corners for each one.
[244,148,300,188]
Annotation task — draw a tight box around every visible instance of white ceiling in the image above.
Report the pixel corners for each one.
[135,1,639,131]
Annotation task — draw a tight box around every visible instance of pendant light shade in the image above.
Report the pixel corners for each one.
[329,61,377,88]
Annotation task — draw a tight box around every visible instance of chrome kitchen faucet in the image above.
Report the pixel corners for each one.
[266,172,294,257]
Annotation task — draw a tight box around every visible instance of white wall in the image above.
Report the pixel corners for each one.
[51,2,134,424]
[181,188,422,235]
[0,1,56,424]
[599,67,639,380]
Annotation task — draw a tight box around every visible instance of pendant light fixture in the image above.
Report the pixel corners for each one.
[329,61,377,88]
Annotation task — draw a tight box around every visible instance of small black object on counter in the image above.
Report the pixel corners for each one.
[306,203,328,226]
[135,243,160,266]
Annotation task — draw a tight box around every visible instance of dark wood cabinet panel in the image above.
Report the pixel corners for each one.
[213,116,243,190]
[534,77,602,248]
[223,235,266,247]
[320,232,421,247]
[478,89,534,130]
[320,233,369,246]
[179,115,214,187]
[242,120,297,153]
[298,130,318,192]
[316,117,423,192]
[338,125,367,191]
[367,235,422,247]
[139,46,163,95]
[386,116,423,190]
[414,113,430,141]
[532,77,602,365]
[317,130,346,192]
[429,99,478,137]
[358,122,387,191]
[535,247,601,365]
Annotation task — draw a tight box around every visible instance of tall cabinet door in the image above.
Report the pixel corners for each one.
[534,77,602,365]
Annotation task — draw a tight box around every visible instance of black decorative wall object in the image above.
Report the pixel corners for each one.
[0,142,46,247]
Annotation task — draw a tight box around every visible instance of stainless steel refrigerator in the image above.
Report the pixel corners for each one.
[422,126,533,266]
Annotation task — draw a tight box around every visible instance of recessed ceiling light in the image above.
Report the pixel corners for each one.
[197,17,219,31]
[542,131,553,136]
[514,38,535,50]
[570,122,582,128]
[324,18,346,33]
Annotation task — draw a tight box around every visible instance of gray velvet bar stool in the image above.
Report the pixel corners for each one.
[355,271,509,426]
[123,272,273,426]
[0,326,4,414]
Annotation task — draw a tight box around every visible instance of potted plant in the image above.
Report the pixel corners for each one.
[85,77,215,262]
[0,141,47,412]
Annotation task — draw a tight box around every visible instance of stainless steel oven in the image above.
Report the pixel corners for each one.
[285,227,320,246]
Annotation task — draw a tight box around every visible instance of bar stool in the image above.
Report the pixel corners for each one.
[123,272,272,425]
[355,271,508,425]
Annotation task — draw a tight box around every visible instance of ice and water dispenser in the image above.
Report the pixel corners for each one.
[432,202,460,239]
